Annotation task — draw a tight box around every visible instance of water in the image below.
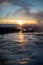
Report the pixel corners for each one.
[0,32,43,65]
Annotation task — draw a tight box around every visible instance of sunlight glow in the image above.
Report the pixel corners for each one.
[0,18,38,24]
[17,20,23,25]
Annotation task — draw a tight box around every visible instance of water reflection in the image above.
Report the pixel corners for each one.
[17,32,28,52]
[18,32,24,43]
[0,33,43,65]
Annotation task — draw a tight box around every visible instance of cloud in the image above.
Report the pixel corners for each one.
[13,7,30,16]
[0,0,11,5]
[36,11,43,20]
[0,0,32,8]
[5,12,12,18]
[0,7,4,10]
[29,11,43,26]
[0,0,43,24]
[0,0,32,17]
[31,11,43,21]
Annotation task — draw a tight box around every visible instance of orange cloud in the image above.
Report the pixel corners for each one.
[0,18,38,25]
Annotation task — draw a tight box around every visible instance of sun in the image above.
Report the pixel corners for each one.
[18,20,23,26]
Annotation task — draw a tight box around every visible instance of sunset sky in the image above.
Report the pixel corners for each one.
[0,0,43,25]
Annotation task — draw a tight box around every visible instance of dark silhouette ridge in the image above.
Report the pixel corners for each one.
[0,24,41,34]
[0,27,20,34]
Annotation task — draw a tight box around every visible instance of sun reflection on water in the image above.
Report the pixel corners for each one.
[0,33,43,65]
[18,32,24,43]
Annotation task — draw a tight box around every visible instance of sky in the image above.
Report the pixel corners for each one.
[0,0,43,24]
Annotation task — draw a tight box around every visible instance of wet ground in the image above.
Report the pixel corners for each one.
[0,32,43,65]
